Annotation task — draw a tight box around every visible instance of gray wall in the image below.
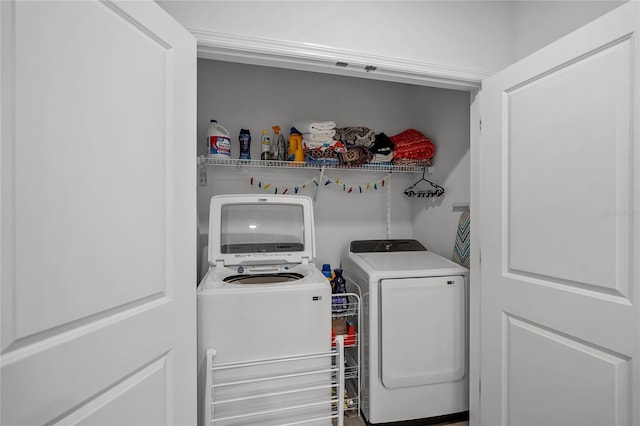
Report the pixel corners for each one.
[158,1,516,76]
[514,1,626,60]
[197,59,470,275]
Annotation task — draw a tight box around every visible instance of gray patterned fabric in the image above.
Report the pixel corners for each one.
[452,210,470,268]
[334,127,376,148]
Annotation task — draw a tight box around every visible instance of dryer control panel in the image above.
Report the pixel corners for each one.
[350,239,426,253]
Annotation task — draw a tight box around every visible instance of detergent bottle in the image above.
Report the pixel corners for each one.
[288,128,304,162]
[270,125,287,161]
[238,129,251,160]
[322,264,332,280]
[331,269,348,313]
[205,119,231,158]
[260,130,272,160]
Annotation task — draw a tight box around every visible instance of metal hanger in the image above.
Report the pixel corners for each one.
[404,167,445,198]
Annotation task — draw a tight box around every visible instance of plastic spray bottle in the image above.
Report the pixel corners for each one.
[270,125,287,161]
[260,130,272,160]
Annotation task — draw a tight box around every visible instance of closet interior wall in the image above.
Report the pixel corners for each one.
[197,59,470,276]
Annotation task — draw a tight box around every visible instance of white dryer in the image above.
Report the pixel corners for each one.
[197,195,331,426]
[341,239,468,424]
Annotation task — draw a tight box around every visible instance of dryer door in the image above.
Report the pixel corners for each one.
[380,276,466,388]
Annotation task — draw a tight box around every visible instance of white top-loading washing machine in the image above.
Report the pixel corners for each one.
[341,239,468,425]
[197,195,331,426]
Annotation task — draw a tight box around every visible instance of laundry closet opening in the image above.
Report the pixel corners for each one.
[196,58,471,278]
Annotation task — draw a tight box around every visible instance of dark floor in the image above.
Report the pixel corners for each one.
[342,413,468,426]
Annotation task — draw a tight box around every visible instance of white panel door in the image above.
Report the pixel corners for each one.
[1,1,196,425]
[479,2,639,425]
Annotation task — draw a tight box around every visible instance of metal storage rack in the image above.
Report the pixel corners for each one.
[202,294,361,426]
[204,337,351,425]
[331,293,361,419]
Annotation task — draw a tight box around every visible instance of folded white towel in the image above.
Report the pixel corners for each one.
[303,138,336,150]
[303,132,335,142]
[293,120,336,134]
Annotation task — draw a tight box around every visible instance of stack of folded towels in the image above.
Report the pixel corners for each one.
[294,120,344,165]
[293,120,339,150]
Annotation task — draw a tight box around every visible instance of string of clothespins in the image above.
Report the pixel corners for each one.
[245,171,390,195]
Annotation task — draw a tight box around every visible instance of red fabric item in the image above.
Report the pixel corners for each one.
[390,129,436,160]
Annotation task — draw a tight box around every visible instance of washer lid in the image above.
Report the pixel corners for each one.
[208,194,316,267]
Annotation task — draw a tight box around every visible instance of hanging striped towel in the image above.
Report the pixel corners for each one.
[452,210,470,268]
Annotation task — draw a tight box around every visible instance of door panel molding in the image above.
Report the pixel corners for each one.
[503,313,630,426]
[503,33,632,95]
[503,270,632,302]
[502,33,632,297]
[1,295,171,363]
[51,352,171,425]
[101,1,173,50]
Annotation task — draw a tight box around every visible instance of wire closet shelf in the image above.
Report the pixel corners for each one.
[199,157,426,173]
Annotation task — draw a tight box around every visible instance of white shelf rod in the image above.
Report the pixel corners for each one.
[336,334,345,426]
[212,383,337,405]
[279,413,339,426]
[211,398,338,423]
[211,350,333,370]
[212,366,338,388]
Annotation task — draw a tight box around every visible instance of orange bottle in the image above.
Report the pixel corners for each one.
[288,128,304,162]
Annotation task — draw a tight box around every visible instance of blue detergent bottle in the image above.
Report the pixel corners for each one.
[239,129,251,159]
[331,269,348,313]
[322,264,332,279]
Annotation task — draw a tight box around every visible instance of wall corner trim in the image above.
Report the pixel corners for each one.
[190,28,491,91]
